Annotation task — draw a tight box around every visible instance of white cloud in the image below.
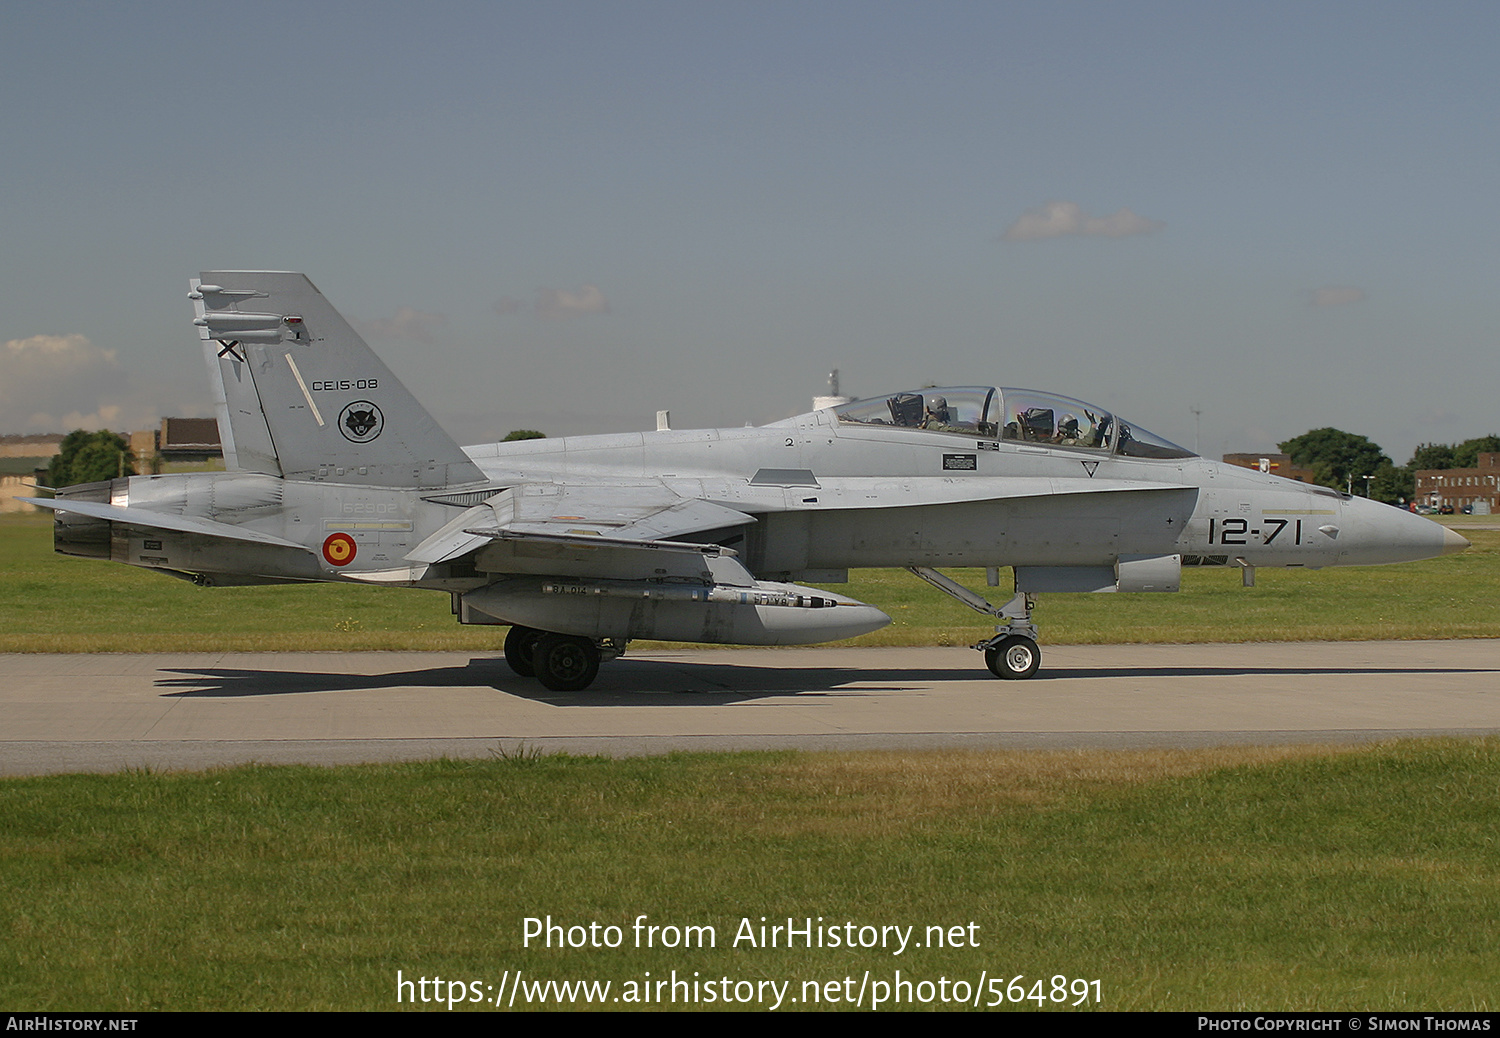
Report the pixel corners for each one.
[491,285,612,318]
[3,332,110,369]
[535,284,610,318]
[0,333,155,432]
[1001,201,1165,241]
[1414,406,1460,429]
[353,306,448,342]
[1310,285,1366,307]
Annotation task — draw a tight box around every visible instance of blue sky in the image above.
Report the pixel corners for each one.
[2,1,1496,464]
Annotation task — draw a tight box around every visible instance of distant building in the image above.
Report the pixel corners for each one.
[0,471,45,513]
[1414,453,1499,514]
[158,417,221,463]
[0,420,223,512]
[130,418,223,471]
[0,433,63,460]
[0,435,63,513]
[1222,453,1316,483]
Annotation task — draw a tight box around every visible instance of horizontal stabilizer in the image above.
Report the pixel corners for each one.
[22,498,311,551]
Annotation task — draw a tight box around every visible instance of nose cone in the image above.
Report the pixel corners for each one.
[1339,496,1471,565]
[1443,526,1471,555]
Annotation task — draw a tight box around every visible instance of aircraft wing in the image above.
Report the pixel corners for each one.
[496,482,758,538]
[407,482,760,582]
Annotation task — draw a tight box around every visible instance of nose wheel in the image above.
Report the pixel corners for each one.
[983,634,1041,679]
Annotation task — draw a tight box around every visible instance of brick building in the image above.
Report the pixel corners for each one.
[1414,453,1499,514]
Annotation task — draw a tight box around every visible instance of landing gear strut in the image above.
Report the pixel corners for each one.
[906,567,1042,680]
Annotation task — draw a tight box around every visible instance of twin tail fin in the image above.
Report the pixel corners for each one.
[192,271,483,489]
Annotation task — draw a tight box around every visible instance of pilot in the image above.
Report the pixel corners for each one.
[1083,408,1109,449]
[921,396,954,431]
[1055,413,1081,445]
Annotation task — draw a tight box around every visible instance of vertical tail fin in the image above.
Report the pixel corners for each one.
[191,271,483,488]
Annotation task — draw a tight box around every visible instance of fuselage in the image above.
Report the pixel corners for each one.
[50,391,1465,592]
[463,402,1465,578]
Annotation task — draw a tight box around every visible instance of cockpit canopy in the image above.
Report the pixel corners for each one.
[832,387,1195,460]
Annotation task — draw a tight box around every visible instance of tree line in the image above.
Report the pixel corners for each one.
[1279,429,1500,504]
[45,430,136,487]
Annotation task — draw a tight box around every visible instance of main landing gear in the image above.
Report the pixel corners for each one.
[906,567,1042,680]
[502,626,542,677]
[503,626,624,692]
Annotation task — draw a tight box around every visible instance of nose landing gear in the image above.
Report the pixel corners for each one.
[982,632,1041,679]
[906,567,1042,680]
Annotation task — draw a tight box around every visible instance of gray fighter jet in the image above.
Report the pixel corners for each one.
[27,272,1469,690]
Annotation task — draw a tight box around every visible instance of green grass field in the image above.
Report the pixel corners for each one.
[2,512,1497,652]
[2,742,1497,1011]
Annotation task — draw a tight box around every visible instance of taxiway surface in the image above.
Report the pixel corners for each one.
[3,641,1498,774]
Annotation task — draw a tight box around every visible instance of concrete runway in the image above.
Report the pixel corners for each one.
[3,640,1499,775]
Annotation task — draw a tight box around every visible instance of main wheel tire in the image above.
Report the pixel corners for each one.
[532,633,601,692]
[985,635,1040,679]
[503,626,542,678]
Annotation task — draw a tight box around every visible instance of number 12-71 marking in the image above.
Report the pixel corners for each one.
[1208,517,1302,545]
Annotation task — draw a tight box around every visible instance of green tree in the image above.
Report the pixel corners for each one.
[1453,435,1500,469]
[1278,428,1391,494]
[502,429,546,441]
[1406,442,1455,471]
[46,430,136,488]
[1369,461,1412,504]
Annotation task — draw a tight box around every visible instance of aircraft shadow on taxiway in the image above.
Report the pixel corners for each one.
[152,655,1498,704]
[155,657,911,703]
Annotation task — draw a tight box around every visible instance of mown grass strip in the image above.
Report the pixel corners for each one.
[2,742,1497,1010]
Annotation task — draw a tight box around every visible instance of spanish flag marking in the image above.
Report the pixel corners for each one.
[322,532,357,566]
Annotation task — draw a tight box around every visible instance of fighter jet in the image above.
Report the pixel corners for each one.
[27,272,1469,691]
